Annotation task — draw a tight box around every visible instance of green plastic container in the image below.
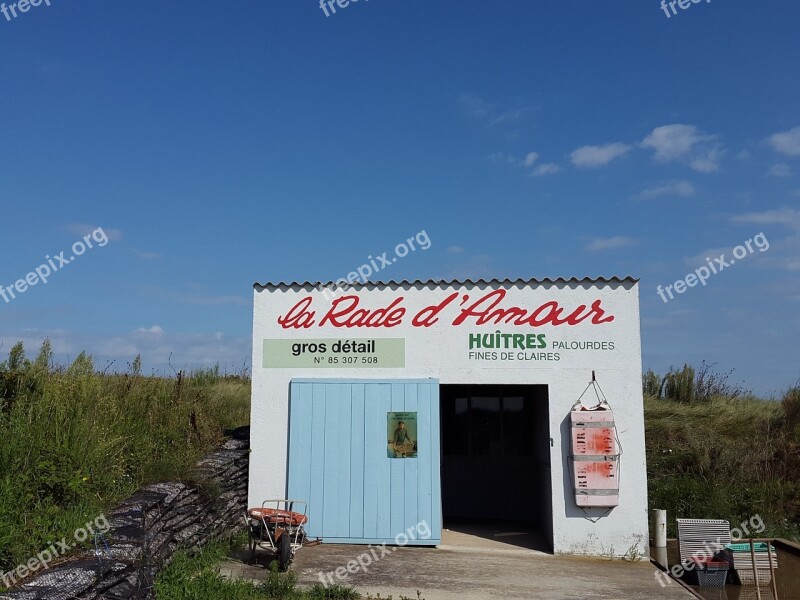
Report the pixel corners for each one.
[725,542,773,552]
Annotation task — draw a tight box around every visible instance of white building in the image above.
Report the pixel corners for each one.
[249,277,649,556]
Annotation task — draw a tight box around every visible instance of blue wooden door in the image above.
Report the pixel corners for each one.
[288,379,441,545]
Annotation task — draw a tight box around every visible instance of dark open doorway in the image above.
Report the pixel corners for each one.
[440,384,553,552]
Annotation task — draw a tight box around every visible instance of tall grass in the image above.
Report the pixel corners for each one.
[0,341,251,574]
[644,365,800,539]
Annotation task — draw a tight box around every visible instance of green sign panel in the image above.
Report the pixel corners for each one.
[263,338,405,369]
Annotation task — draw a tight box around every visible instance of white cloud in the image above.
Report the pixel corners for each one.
[138,285,249,307]
[446,245,465,254]
[570,142,631,168]
[488,152,517,164]
[488,151,541,169]
[585,236,636,252]
[695,229,799,273]
[768,163,794,178]
[731,208,800,230]
[690,147,723,173]
[135,325,164,335]
[460,93,492,120]
[65,224,123,241]
[0,327,251,374]
[640,124,722,172]
[532,163,562,177]
[767,126,800,156]
[523,151,540,167]
[637,180,695,199]
[640,124,713,161]
[459,93,537,128]
[0,330,76,359]
[683,246,731,270]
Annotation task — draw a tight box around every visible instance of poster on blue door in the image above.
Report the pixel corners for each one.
[387,412,417,458]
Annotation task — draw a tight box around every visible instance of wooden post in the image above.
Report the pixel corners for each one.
[750,539,762,600]
[766,540,778,599]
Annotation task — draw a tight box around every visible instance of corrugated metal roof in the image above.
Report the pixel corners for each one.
[253,276,638,290]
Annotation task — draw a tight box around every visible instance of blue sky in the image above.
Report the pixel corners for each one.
[0,0,798,396]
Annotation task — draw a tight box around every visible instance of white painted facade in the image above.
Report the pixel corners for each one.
[249,278,649,557]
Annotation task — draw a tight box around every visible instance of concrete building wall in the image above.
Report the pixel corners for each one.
[249,278,648,557]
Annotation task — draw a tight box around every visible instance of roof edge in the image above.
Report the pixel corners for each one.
[253,276,639,290]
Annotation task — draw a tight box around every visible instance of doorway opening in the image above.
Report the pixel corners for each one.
[440,384,553,552]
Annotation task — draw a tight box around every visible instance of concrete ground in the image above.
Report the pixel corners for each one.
[220,522,695,600]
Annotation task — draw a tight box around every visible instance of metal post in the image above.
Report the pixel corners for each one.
[652,509,667,547]
[650,509,668,568]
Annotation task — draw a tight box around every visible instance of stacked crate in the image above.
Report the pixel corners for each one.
[676,519,732,587]
[726,542,778,585]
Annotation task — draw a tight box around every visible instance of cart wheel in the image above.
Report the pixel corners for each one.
[277,530,292,572]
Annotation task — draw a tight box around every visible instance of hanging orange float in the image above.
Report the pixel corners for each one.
[570,376,621,508]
